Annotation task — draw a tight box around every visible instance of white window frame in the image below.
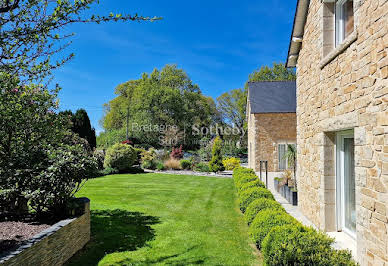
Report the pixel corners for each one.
[335,0,353,47]
[278,142,296,171]
[336,130,356,239]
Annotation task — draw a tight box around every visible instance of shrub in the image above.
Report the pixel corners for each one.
[164,158,181,170]
[262,224,356,266]
[156,161,165,171]
[233,167,255,176]
[101,167,119,176]
[244,198,285,225]
[249,209,299,248]
[180,159,192,170]
[104,143,136,171]
[193,162,210,172]
[209,136,225,172]
[238,179,266,195]
[170,145,183,160]
[239,187,274,213]
[222,157,241,170]
[140,148,157,169]
[134,147,146,165]
[235,174,259,190]
[29,144,99,215]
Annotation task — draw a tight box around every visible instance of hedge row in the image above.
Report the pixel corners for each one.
[233,167,357,266]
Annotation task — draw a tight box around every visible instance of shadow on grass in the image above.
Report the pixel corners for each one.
[117,245,206,265]
[66,209,160,266]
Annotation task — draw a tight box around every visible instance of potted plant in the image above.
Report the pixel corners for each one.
[290,187,298,206]
[279,170,292,199]
[274,177,281,192]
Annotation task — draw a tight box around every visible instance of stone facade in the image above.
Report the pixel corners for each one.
[247,111,297,172]
[0,198,91,266]
[294,0,388,264]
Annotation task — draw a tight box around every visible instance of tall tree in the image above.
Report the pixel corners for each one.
[101,65,218,149]
[0,0,160,83]
[248,63,296,82]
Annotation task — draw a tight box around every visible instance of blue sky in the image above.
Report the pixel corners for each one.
[54,0,297,134]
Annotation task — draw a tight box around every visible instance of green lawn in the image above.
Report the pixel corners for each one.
[67,173,261,266]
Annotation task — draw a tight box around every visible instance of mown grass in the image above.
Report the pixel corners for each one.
[67,173,261,265]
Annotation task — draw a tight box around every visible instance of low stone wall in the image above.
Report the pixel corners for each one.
[0,198,90,266]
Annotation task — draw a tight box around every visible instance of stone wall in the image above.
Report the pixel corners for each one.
[0,198,90,266]
[247,112,297,172]
[296,0,388,264]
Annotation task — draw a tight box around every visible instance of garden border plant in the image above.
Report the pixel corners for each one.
[232,167,357,265]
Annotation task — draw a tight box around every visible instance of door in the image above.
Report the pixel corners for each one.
[336,130,356,237]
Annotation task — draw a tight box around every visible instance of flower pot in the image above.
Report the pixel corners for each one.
[290,190,298,206]
[274,179,279,192]
[284,185,290,201]
[279,185,284,197]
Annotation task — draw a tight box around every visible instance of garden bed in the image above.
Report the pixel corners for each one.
[0,198,90,266]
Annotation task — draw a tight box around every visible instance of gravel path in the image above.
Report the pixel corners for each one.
[146,169,234,178]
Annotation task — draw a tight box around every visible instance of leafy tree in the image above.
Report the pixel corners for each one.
[248,63,296,82]
[0,74,98,216]
[61,109,97,149]
[216,88,247,144]
[101,65,218,149]
[209,136,225,172]
[0,0,160,82]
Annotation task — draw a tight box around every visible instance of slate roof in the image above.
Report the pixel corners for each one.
[248,81,296,114]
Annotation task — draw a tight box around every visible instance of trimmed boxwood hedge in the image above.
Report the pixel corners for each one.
[239,187,274,213]
[249,209,299,248]
[238,179,266,195]
[232,167,357,265]
[244,198,285,225]
[262,225,357,266]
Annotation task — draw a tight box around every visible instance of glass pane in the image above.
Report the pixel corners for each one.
[278,144,286,170]
[344,0,354,38]
[344,137,356,233]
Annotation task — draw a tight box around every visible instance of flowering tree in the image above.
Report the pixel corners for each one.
[0,74,98,216]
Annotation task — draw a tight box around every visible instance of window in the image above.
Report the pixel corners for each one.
[335,0,354,46]
[336,130,356,238]
[278,144,287,170]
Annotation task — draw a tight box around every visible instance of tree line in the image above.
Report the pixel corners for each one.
[98,63,296,150]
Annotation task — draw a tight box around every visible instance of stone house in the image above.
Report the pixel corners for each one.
[286,0,388,264]
[247,81,297,173]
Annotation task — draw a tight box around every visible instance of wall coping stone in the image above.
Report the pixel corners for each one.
[0,197,90,264]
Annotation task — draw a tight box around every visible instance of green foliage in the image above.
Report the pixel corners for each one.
[97,128,127,149]
[249,209,299,248]
[0,74,68,214]
[102,65,218,149]
[238,179,266,195]
[101,167,120,176]
[104,143,136,171]
[0,0,160,82]
[60,109,97,149]
[29,144,99,214]
[235,174,258,190]
[222,157,241,170]
[262,225,357,266]
[180,159,192,170]
[239,187,274,213]
[233,167,255,177]
[134,148,146,165]
[216,88,247,144]
[248,63,296,82]
[244,198,285,225]
[194,162,210,172]
[209,136,225,172]
[140,148,157,170]
[156,161,165,171]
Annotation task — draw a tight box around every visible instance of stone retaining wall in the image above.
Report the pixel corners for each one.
[0,197,90,266]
